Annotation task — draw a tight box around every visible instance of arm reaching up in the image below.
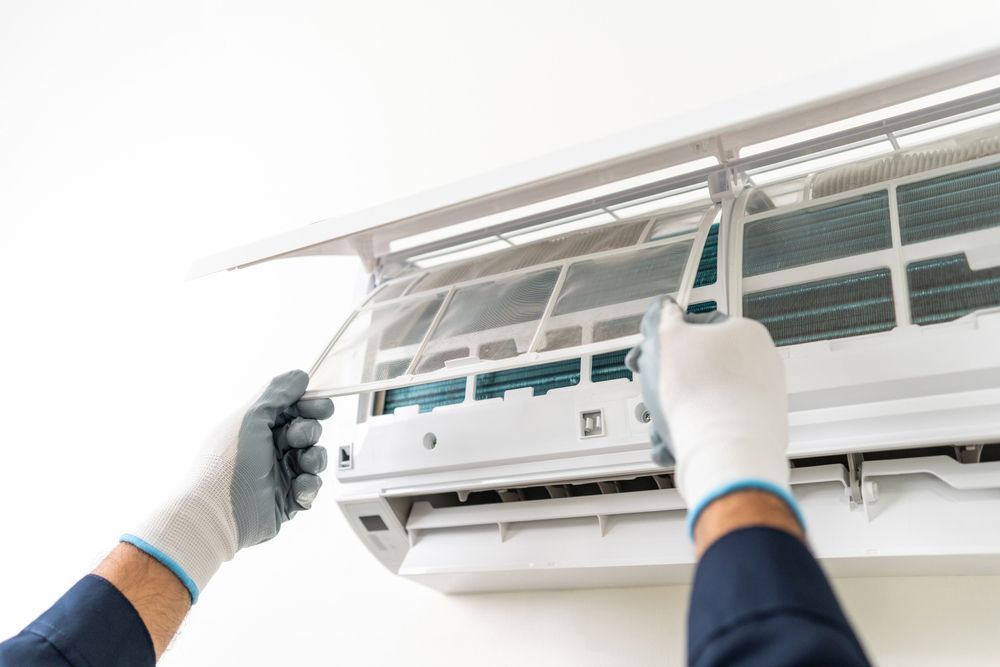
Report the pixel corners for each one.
[628,298,871,667]
[0,370,333,665]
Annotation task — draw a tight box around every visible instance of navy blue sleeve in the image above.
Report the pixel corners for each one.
[688,527,871,667]
[0,574,155,667]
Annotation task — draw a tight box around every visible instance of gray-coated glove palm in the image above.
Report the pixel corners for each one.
[123,370,333,602]
[625,296,727,467]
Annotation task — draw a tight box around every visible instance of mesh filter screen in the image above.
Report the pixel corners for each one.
[743,191,892,277]
[898,164,1000,245]
[743,269,895,346]
[475,359,581,400]
[414,268,560,373]
[381,377,467,414]
[369,275,420,303]
[907,254,1000,325]
[309,292,446,389]
[415,220,647,292]
[647,207,708,240]
[537,241,693,351]
[812,133,1000,199]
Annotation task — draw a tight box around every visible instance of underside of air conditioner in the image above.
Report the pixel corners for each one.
[194,49,1000,593]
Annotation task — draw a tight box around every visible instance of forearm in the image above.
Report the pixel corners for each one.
[94,544,191,660]
[687,491,870,666]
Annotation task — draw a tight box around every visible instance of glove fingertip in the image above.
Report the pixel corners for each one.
[624,346,641,373]
[296,397,335,420]
[292,473,323,509]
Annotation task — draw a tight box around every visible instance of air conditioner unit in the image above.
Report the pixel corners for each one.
[193,48,1000,593]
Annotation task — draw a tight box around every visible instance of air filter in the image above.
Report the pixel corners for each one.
[898,164,1000,245]
[743,192,892,277]
[743,269,896,346]
[907,254,1000,325]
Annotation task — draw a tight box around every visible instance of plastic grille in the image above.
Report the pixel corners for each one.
[907,254,1000,325]
[743,269,896,346]
[381,378,467,414]
[415,220,647,292]
[591,349,632,383]
[897,164,1000,245]
[415,269,560,373]
[475,359,582,400]
[743,191,892,277]
[694,223,719,287]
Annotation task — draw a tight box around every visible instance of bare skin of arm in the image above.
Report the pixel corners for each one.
[93,543,191,660]
[693,489,805,558]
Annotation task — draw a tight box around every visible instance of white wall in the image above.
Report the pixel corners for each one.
[2,2,1000,665]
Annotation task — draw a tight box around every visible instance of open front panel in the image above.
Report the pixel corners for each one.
[307,203,716,396]
[738,125,1000,347]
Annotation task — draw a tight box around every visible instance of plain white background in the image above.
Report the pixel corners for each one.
[3,2,1000,665]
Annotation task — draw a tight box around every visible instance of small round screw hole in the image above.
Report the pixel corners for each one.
[423,433,437,450]
[635,403,651,424]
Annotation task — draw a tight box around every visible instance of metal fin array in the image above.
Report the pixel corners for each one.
[694,223,719,287]
[475,359,582,400]
[898,164,1000,245]
[743,192,892,277]
[591,349,632,383]
[907,254,1000,325]
[382,377,467,414]
[743,269,896,346]
[687,300,718,315]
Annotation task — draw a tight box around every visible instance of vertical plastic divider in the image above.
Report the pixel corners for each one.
[714,199,736,314]
[464,374,476,405]
[728,187,752,318]
[580,353,594,387]
[675,206,719,311]
[526,262,570,353]
[887,184,913,327]
[402,286,457,376]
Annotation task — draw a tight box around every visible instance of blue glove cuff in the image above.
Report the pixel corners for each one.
[685,480,806,540]
[120,534,201,603]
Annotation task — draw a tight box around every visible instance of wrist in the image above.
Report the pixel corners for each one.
[94,543,192,659]
[124,475,239,602]
[693,488,805,557]
[675,441,797,535]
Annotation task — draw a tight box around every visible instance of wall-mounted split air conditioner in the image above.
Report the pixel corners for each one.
[193,48,1000,593]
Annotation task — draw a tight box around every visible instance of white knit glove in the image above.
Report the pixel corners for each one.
[626,297,803,536]
[122,370,333,602]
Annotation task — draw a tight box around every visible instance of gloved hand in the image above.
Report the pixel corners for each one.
[626,297,803,537]
[122,370,333,602]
